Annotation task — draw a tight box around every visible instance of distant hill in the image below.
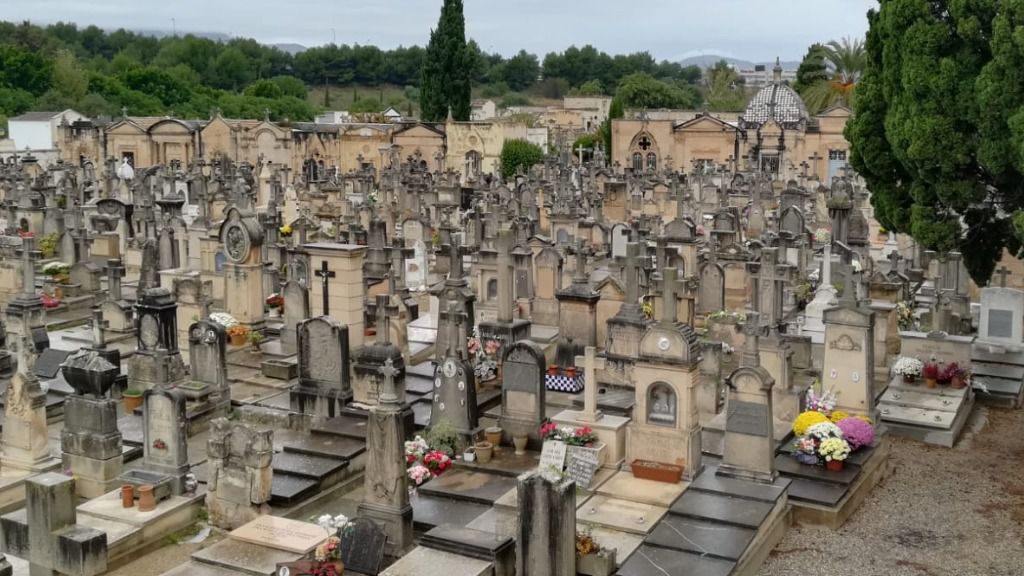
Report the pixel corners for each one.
[679,54,800,70]
[131,28,231,42]
[273,43,308,55]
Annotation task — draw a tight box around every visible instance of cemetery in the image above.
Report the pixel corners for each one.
[1,3,1024,575]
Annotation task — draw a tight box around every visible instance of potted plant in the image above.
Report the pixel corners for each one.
[893,356,923,384]
[950,366,969,389]
[818,437,851,472]
[485,426,503,446]
[922,361,940,389]
[835,416,876,451]
[265,293,284,318]
[279,224,293,238]
[576,530,616,576]
[248,331,265,352]
[227,324,251,346]
[940,362,960,387]
[42,262,71,297]
[209,312,238,329]
[474,441,493,464]
[547,364,559,376]
[122,388,143,414]
[562,425,606,467]
[39,232,60,259]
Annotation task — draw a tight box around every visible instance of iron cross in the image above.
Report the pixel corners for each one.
[314,260,335,316]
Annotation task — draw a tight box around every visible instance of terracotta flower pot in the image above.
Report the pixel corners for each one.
[513,434,529,455]
[121,485,134,508]
[902,374,916,384]
[122,393,143,415]
[951,375,967,389]
[547,365,559,376]
[925,378,938,389]
[485,426,503,447]
[475,442,493,464]
[564,367,577,378]
[230,332,247,346]
[138,484,156,512]
[631,459,683,484]
[826,459,844,472]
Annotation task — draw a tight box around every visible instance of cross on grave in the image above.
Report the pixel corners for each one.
[315,260,336,316]
[443,235,473,285]
[750,248,792,327]
[661,267,681,325]
[105,258,126,301]
[15,237,41,300]
[575,346,606,422]
[377,356,399,406]
[994,266,1011,288]
[444,302,467,361]
[740,310,762,367]
[567,238,592,285]
[808,151,822,180]
[91,307,108,349]
[619,242,645,315]
[838,263,860,306]
[0,473,108,576]
[887,250,903,275]
[385,240,413,291]
[375,292,397,346]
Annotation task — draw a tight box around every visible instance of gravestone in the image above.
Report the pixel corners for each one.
[59,350,123,498]
[498,341,546,448]
[128,287,187,392]
[718,313,777,484]
[978,286,1024,349]
[357,359,413,560]
[140,388,189,494]
[229,516,328,554]
[430,304,479,447]
[822,272,877,419]
[291,316,351,417]
[206,418,274,530]
[0,473,107,576]
[280,250,310,355]
[187,319,229,403]
[339,518,388,575]
[565,448,599,490]
[405,240,429,291]
[698,251,726,314]
[516,471,576,576]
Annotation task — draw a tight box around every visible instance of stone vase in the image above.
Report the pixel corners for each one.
[577,551,616,576]
[485,427,503,446]
[475,442,493,464]
[513,434,529,455]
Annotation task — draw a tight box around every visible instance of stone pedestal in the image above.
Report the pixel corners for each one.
[552,410,628,468]
[61,395,123,498]
[2,373,58,473]
[516,472,576,576]
[206,419,273,530]
[223,262,265,329]
[306,244,367,348]
[91,233,121,260]
[357,408,413,559]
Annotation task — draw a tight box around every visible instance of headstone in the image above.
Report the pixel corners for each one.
[539,440,568,473]
[498,341,546,448]
[0,473,107,576]
[187,319,229,402]
[516,471,576,576]
[979,286,1024,349]
[718,313,777,484]
[405,240,429,291]
[291,316,351,417]
[339,518,388,575]
[430,304,479,447]
[206,418,274,530]
[822,269,876,419]
[565,448,599,490]
[141,388,189,494]
[229,516,328,554]
[59,350,123,498]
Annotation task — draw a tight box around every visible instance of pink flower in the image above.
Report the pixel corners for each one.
[836,417,875,450]
[484,340,500,356]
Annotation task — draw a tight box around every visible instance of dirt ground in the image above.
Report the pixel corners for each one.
[760,405,1024,576]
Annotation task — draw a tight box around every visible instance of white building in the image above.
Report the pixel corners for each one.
[314,111,353,124]
[8,109,86,152]
[471,99,497,122]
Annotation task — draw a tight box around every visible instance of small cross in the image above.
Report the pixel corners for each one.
[377,357,399,405]
[887,250,902,274]
[994,266,1011,288]
[314,260,335,316]
[575,346,607,422]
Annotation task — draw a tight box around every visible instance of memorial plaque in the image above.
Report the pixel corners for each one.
[725,400,769,437]
[565,448,600,489]
[988,309,1014,339]
[539,440,568,473]
[34,348,72,379]
[338,518,387,575]
[230,516,329,554]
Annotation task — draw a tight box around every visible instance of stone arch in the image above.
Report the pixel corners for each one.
[647,381,677,426]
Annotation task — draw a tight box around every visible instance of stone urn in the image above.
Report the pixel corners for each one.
[61,350,119,397]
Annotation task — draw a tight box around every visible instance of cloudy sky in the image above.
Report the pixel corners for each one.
[4,0,877,62]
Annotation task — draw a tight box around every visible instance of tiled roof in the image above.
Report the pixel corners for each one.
[744,83,808,125]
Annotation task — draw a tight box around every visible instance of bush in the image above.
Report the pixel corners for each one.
[425,419,459,457]
[500,138,543,179]
[500,93,532,108]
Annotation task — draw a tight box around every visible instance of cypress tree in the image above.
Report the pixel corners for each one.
[420,0,472,122]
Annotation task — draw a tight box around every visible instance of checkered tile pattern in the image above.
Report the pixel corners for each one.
[545,373,584,393]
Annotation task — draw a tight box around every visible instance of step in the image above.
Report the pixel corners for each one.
[773,454,859,486]
[688,466,788,503]
[646,514,755,561]
[617,544,735,576]
[192,539,302,576]
[271,451,348,482]
[410,493,492,531]
[668,491,774,530]
[282,434,366,461]
[270,473,319,505]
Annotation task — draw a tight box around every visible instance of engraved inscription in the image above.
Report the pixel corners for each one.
[726,400,769,437]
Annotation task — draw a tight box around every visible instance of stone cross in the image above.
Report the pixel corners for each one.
[315,260,335,316]
[661,267,681,325]
[887,250,902,275]
[377,357,399,406]
[751,247,791,327]
[0,473,107,576]
[91,307,107,349]
[375,293,395,346]
[496,229,515,323]
[15,236,40,299]
[106,258,126,301]
[741,310,762,367]
[567,238,592,285]
[995,266,1011,288]
[385,241,413,292]
[445,302,466,360]
[574,346,606,422]
[444,235,471,285]
[619,242,645,316]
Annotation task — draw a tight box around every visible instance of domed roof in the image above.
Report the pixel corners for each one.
[743,60,808,127]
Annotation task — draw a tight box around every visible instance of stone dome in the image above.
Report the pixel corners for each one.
[743,60,808,127]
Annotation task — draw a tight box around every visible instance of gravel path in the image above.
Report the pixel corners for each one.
[759,405,1024,576]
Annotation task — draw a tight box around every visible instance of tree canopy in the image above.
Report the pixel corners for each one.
[420,0,472,121]
[500,139,543,178]
[846,0,1017,284]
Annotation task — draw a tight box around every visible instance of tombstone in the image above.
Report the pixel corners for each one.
[822,271,876,419]
[281,250,310,355]
[59,350,123,498]
[0,473,107,576]
[187,319,229,403]
[219,206,266,327]
[430,304,479,448]
[357,359,413,561]
[610,223,629,258]
[404,239,429,291]
[206,418,274,530]
[718,313,777,484]
[498,341,546,449]
[139,388,189,494]
[698,251,726,314]
[2,336,56,473]
[291,317,351,417]
[516,471,576,576]
[127,287,188,392]
[339,518,388,575]
[978,284,1024,350]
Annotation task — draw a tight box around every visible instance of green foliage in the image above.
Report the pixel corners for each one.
[703,60,747,112]
[271,75,306,99]
[0,44,52,96]
[0,87,34,116]
[572,133,598,161]
[502,50,540,91]
[425,419,459,457]
[349,97,381,114]
[500,139,543,179]
[848,1,1011,284]
[615,72,701,110]
[244,79,283,99]
[500,93,532,108]
[479,82,510,98]
[793,44,830,94]
[51,49,88,101]
[574,79,604,96]
[420,0,472,121]
[541,45,701,92]
[530,77,570,100]
[38,232,59,259]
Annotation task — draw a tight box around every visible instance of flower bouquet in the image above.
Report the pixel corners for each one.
[279,224,293,237]
[266,293,284,317]
[792,410,829,437]
[806,421,843,441]
[407,464,431,487]
[423,450,452,476]
[792,436,820,465]
[227,324,251,346]
[805,385,837,415]
[209,312,238,328]
[818,437,851,471]
[404,435,429,465]
[893,356,923,383]
[922,361,940,388]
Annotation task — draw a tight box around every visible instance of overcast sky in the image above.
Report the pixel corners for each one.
[4,0,877,62]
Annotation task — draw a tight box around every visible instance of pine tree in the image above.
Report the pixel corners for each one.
[420,0,472,122]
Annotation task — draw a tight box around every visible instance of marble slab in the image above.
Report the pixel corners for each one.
[577,495,667,535]
[417,469,517,506]
[617,544,734,576]
[228,516,328,554]
[595,471,687,508]
[668,491,773,530]
[194,538,304,576]
[381,546,491,576]
[646,514,755,561]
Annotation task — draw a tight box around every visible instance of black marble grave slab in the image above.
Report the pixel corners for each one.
[774,454,859,485]
[617,544,734,576]
[785,477,847,507]
[282,434,366,461]
[410,493,490,530]
[689,466,788,503]
[270,473,319,504]
[405,375,436,396]
[35,348,72,380]
[417,469,517,506]
[421,523,514,561]
[668,491,774,530]
[646,514,755,561]
[310,415,368,440]
[271,451,348,480]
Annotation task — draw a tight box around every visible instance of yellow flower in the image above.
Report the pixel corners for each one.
[793,411,829,437]
[829,410,849,423]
